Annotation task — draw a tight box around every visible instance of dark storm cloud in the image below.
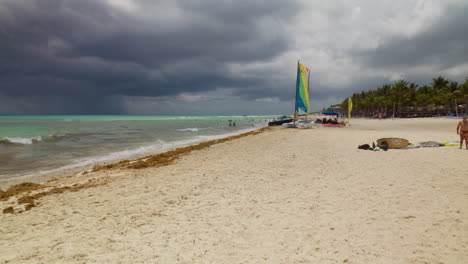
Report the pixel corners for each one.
[74,0,296,66]
[0,0,300,113]
[356,2,468,70]
[1,0,467,114]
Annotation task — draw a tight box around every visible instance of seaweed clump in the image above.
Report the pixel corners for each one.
[2,180,102,214]
[2,206,15,214]
[0,182,42,201]
[17,195,36,211]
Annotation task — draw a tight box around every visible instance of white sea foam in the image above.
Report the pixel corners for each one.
[0,136,42,145]
[48,133,67,138]
[0,134,68,145]
[177,128,201,132]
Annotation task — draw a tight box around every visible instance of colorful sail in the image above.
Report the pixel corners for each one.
[348,97,353,120]
[295,63,310,114]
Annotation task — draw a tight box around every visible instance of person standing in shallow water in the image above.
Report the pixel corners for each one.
[456,116,468,149]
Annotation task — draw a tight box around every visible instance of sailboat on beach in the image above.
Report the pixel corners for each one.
[284,61,315,128]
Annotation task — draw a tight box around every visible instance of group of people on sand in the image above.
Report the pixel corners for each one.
[317,117,339,124]
[457,116,468,149]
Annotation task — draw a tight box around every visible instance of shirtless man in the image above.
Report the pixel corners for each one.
[457,116,468,149]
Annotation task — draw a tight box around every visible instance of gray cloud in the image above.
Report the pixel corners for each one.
[356,2,468,71]
[0,0,298,105]
[0,0,467,114]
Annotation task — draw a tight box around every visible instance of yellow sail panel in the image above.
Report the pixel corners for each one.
[348,97,353,119]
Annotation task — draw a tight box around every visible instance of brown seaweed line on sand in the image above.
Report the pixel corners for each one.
[1,127,269,214]
[92,127,269,171]
[1,180,103,214]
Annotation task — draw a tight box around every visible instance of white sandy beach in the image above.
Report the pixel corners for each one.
[1,118,467,263]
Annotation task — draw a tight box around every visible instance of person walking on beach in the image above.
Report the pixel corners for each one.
[457,116,468,149]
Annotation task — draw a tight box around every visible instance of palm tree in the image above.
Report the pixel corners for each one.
[404,83,417,106]
[432,76,449,90]
[458,78,468,114]
[328,76,468,117]
[392,80,408,116]
[440,89,456,114]
[415,85,434,107]
[448,81,459,92]
[453,90,463,116]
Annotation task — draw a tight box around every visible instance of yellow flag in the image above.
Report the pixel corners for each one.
[348,98,353,120]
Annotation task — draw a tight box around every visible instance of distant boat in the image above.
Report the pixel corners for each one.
[268,116,293,126]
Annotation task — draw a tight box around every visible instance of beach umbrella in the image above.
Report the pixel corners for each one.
[322,110,339,117]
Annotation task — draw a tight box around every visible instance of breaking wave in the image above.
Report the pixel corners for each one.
[0,133,69,145]
[0,136,42,145]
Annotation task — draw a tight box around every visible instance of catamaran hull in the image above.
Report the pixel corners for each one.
[297,123,314,129]
[282,121,315,129]
[283,123,298,128]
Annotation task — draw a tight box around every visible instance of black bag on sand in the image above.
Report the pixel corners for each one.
[358,144,370,150]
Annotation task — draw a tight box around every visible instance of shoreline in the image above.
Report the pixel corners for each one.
[0,124,268,189]
[0,127,271,213]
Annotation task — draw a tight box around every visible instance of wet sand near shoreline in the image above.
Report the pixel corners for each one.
[1,118,467,263]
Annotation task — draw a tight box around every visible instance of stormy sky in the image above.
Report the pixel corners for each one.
[0,0,467,115]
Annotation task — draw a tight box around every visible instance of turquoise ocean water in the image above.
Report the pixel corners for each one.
[0,115,273,180]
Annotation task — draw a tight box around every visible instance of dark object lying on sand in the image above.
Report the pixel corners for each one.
[379,141,389,151]
[358,142,388,151]
[268,116,293,126]
[406,141,445,148]
[358,144,371,150]
[418,141,445,147]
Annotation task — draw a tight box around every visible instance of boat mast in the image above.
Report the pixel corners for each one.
[306,68,310,121]
[294,60,299,122]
